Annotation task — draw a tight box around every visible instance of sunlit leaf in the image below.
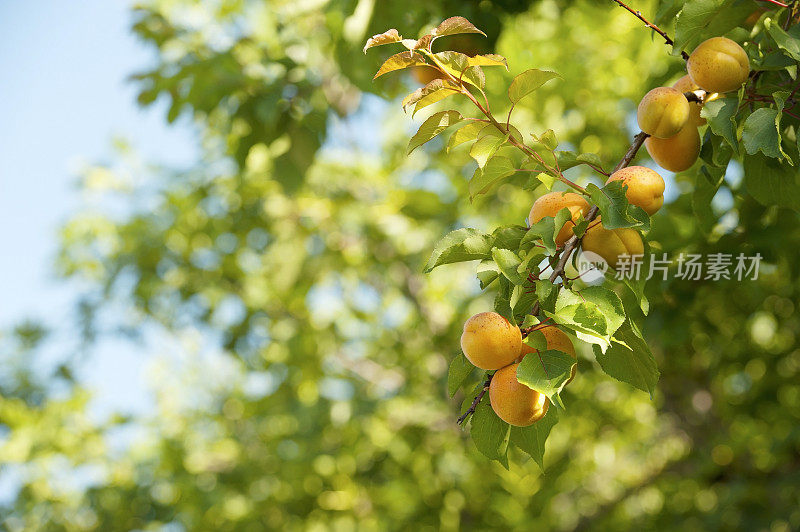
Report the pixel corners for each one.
[363,28,403,53]
[373,51,427,79]
[407,110,463,154]
[432,16,487,38]
[508,69,561,104]
[423,228,493,272]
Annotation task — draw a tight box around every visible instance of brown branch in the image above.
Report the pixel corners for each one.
[457,373,493,425]
[610,0,690,60]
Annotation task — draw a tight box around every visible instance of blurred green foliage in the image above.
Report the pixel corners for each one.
[1,0,799,530]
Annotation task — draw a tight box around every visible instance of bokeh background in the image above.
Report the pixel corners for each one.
[1,0,799,530]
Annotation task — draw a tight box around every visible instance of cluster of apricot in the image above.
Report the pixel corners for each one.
[461,312,575,425]
[641,36,750,172]
[459,37,750,426]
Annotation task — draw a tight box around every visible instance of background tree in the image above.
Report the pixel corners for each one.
[1,1,799,530]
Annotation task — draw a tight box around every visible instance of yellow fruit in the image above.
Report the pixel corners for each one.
[411,66,443,85]
[606,166,666,215]
[489,363,549,426]
[518,326,578,384]
[645,123,701,173]
[528,192,591,246]
[581,220,644,269]
[687,37,750,94]
[460,312,522,370]
[672,74,706,126]
[637,87,690,138]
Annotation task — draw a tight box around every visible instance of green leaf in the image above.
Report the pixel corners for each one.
[521,207,573,255]
[540,129,558,151]
[423,228,492,272]
[742,107,787,160]
[592,320,659,398]
[534,280,558,313]
[407,110,462,154]
[469,130,509,168]
[448,353,474,397]
[471,401,510,467]
[673,0,751,54]
[402,79,461,113]
[585,182,650,231]
[702,97,739,151]
[373,51,427,79]
[494,276,514,322]
[469,156,516,198]
[476,259,500,289]
[363,28,402,53]
[432,51,485,89]
[491,225,528,251]
[692,164,725,234]
[432,16,487,39]
[744,154,800,211]
[547,286,625,340]
[511,407,558,470]
[621,276,649,316]
[516,349,576,403]
[766,19,800,61]
[510,284,537,316]
[447,121,485,151]
[492,247,525,285]
[508,69,561,104]
[467,54,509,70]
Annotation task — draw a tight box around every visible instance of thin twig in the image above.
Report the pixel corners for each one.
[457,374,493,425]
[610,0,690,60]
[760,0,789,7]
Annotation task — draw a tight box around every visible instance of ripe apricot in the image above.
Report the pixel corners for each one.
[672,74,706,126]
[528,192,590,246]
[411,66,443,85]
[518,326,577,384]
[489,363,549,426]
[460,312,522,370]
[645,123,701,173]
[606,166,665,215]
[581,220,644,269]
[687,37,750,94]
[637,87,690,139]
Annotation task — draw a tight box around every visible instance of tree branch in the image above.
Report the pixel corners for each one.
[610,0,690,60]
[457,373,493,425]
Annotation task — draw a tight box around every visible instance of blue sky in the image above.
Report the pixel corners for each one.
[0,1,197,415]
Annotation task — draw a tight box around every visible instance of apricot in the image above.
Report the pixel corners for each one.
[637,87,690,139]
[460,312,522,370]
[606,166,665,215]
[489,363,549,426]
[411,66,443,85]
[687,37,750,94]
[581,220,644,269]
[672,74,705,126]
[528,192,591,246]
[518,326,577,384]
[645,123,701,173]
